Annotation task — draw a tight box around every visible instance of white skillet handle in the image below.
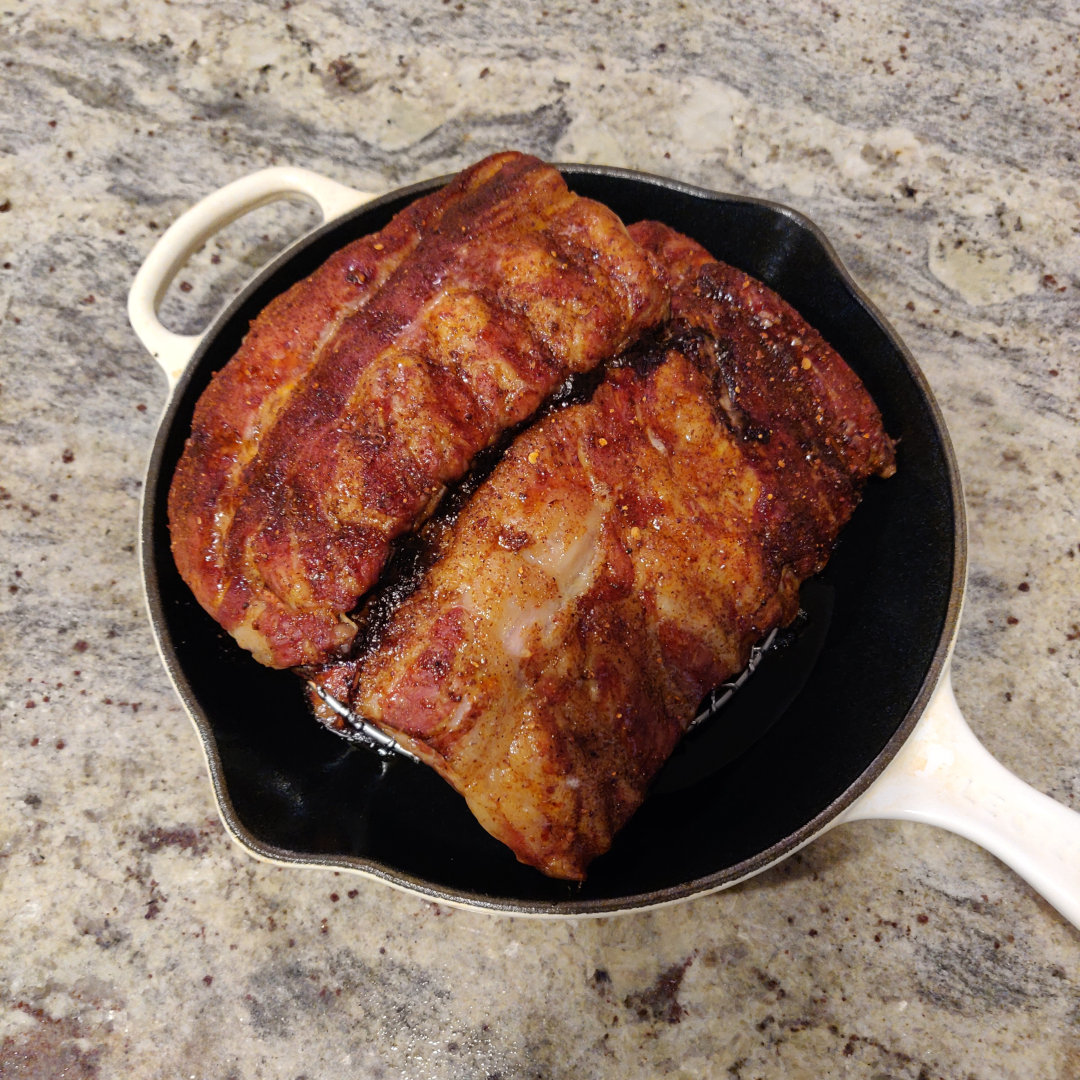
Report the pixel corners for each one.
[840,663,1080,929]
[127,166,377,390]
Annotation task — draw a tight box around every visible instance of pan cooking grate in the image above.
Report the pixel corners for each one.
[689,627,777,732]
[307,681,420,763]
[307,626,778,765]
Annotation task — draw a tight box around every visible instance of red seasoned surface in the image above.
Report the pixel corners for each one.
[630,220,897,577]
[168,152,668,668]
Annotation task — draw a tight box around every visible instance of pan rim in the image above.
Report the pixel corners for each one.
[139,162,967,917]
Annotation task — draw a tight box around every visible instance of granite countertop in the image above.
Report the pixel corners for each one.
[2,0,1078,1075]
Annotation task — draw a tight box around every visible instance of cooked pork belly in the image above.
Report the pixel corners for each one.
[629,220,897,579]
[168,152,668,668]
[312,224,895,880]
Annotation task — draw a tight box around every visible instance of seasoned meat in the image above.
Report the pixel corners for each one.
[311,225,895,880]
[168,152,668,668]
[629,220,897,577]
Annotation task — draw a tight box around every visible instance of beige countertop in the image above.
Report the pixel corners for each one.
[2,0,1078,1075]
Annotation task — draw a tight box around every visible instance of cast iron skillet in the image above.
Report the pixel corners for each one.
[130,163,1080,921]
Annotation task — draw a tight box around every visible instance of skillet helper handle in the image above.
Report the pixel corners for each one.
[841,664,1080,930]
[127,166,376,390]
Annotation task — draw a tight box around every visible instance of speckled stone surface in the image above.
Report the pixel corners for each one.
[2,1,1079,1076]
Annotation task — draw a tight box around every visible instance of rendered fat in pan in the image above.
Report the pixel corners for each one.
[130,161,1080,922]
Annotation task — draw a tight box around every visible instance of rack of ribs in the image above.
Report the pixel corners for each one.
[168,152,668,668]
[309,222,896,880]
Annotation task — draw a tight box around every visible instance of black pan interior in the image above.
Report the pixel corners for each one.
[143,166,963,914]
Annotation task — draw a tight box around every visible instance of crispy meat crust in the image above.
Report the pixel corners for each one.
[168,152,668,668]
